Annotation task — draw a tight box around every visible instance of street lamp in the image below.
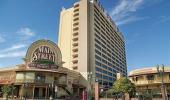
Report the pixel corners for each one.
[157,64,167,100]
[49,82,54,100]
[87,72,92,100]
[23,82,28,100]
[87,72,96,100]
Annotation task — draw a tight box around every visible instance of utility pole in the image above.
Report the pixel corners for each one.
[157,64,167,100]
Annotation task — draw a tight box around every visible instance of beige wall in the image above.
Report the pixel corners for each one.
[78,0,89,80]
[58,8,74,70]
[58,1,90,80]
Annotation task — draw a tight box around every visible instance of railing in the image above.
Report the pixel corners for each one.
[134,79,170,85]
[54,80,67,85]
[35,79,45,83]
[15,79,34,83]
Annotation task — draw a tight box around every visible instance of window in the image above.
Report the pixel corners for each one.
[102,64,107,69]
[95,55,101,61]
[132,77,138,81]
[35,74,45,83]
[108,67,112,71]
[103,75,108,80]
[96,67,102,72]
[108,72,112,76]
[147,75,154,80]
[95,61,101,66]
[103,70,107,74]
[95,49,101,55]
[95,44,101,50]
[96,73,102,78]
[102,59,107,64]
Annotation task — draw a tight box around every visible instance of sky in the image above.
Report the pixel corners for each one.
[0,0,170,73]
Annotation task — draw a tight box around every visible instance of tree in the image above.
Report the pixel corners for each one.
[1,85,11,99]
[1,85,15,100]
[108,77,136,99]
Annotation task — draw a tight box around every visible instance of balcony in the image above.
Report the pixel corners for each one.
[73,13,79,17]
[72,53,78,58]
[73,33,78,37]
[73,17,79,22]
[72,59,78,64]
[74,8,79,12]
[73,27,79,32]
[72,42,78,47]
[73,19,79,25]
[74,4,79,8]
[73,22,79,26]
[72,37,78,42]
[72,48,78,53]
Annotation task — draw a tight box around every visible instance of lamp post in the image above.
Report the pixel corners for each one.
[23,82,28,100]
[157,64,167,100]
[87,72,99,100]
[88,72,96,100]
[87,72,92,100]
[49,82,54,100]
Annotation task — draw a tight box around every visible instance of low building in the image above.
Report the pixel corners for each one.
[0,39,86,99]
[129,66,170,98]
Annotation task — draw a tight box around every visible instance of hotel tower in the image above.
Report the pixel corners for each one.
[58,0,127,86]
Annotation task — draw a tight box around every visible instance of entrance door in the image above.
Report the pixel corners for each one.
[42,88,46,97]
[34,88,39,98]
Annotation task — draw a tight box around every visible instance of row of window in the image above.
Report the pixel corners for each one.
[94,5,125,47]
[96,73,116,82]
[94,27,126,62]
[95,66,117,77]
[94,28,126,64]
[95,45,126,72]
[94,8,125,57]
[95,58,127,75]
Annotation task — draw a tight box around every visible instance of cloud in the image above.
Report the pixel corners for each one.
[17,27,36,40]
[0,34,6,43]
[0,44,27,58]
[110,0,144,25]
[0,44,27,53]
[0,51,26,58]
[117,16,148,25]
[0,27,38,60]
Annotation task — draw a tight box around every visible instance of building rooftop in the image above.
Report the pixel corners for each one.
[129,66,170,76]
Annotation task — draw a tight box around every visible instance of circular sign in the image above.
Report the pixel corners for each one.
[25,39,62,69]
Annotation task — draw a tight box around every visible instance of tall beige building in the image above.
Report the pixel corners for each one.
[58,0,127,86]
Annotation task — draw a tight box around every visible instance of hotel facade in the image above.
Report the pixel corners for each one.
[129,66,170,98]
[58,0,127,86]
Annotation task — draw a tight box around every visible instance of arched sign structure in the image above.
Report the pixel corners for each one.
[25,39,62,70]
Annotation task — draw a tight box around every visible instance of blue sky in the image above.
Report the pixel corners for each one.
[0,0,170,72]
